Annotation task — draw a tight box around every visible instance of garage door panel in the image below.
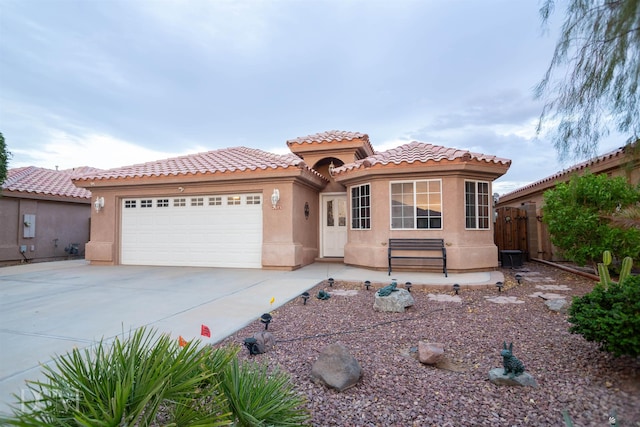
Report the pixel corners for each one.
[121,194,262,268]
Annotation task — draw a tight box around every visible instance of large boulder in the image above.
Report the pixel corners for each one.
[488,368,538,387]
[373,288,415,313]
[311,343,362,392]
[418,342,444,365]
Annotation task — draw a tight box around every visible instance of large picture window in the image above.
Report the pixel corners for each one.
[351,184,371,229]
[390,180,442,229]
[465,181,490,229]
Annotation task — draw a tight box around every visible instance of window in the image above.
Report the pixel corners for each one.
[246,195,261,205]
[157,199,169,208]
[227,196,241,205]
[209,196,222,206]
[191,197,204,206]
[124,200,136,209]
[351,184,371,229]
[173,198,186,207]
[141,199,153,208]
[465,181,490,229]
[390,180,442,229]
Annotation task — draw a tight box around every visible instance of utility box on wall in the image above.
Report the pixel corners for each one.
[23,214,36,238]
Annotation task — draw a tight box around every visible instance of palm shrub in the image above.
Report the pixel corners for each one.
[220,357,310,427]
[0,327,233,426]
[1,327,310,426]
[568,274,640,357]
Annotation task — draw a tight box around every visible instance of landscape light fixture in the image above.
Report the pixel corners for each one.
[496,281,504,292]
[243,337,259,356]
[405,282,412,292]
[260,313,272,330]
[301,292,310,305]
[364,280,371,290]
[453,283,460,295]
[515,274,523,284]
[328,277,334,287]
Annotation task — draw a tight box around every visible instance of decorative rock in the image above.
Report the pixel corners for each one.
[488,368,538,387]
[311,343,362,392]
[252,331,276,354]
[545,298,568,313]
[418,341,444,365]
[373,288,415,312]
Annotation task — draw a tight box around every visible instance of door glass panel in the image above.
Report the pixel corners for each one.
[338,199,346,226]
[327,200,334,226]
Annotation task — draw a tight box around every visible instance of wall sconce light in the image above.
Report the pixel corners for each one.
[304,202,310,219]
[94,196,105,212]
[271,189,280,210]
[328,161,335,177]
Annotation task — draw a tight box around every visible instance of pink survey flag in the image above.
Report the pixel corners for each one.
[201,324,211,338]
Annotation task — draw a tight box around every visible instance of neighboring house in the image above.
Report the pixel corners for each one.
[1,166,96,265]
[495,142,640,261]
[73,130,511,272]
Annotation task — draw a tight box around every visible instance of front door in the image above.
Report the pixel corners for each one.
[321,194,347,257]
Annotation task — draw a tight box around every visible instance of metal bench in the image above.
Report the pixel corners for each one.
[388,238,447,276]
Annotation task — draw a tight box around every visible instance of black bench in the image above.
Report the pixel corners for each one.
[388,238,447,276]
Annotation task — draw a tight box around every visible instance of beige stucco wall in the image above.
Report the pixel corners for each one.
[342,171,500,272]
[0,194,90,265]
[83,171,325,269]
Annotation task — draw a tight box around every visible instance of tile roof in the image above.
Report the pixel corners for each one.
[286,130,369,145]
[498,143,631,200]
[3,166,97,199]
[335,141,511,173]
[73,146,317,182]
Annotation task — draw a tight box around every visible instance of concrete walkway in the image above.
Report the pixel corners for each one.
[0,260,502,415]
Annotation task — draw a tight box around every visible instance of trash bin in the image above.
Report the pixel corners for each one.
[500,250,523,268]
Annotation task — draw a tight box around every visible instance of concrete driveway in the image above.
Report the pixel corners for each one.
[0,260,501,415]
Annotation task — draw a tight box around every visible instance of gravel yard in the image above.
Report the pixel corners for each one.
[216,262,640,426]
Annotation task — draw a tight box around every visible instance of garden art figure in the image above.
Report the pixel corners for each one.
[377,282,398,297]
[501,341,525,377]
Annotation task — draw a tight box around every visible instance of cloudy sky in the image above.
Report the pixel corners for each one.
[0,0,627,194]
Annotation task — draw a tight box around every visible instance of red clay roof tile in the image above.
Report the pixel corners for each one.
[73,146,314,181]
[336,141,511,173]
[3,166,97,199]
[286,130,369,145]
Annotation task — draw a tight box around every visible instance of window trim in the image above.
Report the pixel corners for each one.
[350,183,371,230]
[464,180,491,230]
[389,179,443,230]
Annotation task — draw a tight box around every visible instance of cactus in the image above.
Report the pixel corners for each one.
[618,256,633,283]
[597,262,612,288]
[603,250,612,266]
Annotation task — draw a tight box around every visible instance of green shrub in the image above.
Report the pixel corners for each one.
[221,357,310,427]
[0,327,310,426]
[568,274,640,357]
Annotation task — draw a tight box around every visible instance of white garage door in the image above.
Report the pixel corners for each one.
[121,194,262,268]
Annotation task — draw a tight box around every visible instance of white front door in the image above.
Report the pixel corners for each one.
[321,194,347,257]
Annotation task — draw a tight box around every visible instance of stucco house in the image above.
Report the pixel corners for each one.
[1,166,95,265]
[495,142,640,262]
[73,130,511,272]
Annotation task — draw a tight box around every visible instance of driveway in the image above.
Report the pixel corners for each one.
[0,260,500,415]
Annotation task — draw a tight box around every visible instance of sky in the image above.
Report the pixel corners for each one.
[0,0,628,195]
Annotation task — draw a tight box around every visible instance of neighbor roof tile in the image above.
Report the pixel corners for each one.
[3,166,97,199]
